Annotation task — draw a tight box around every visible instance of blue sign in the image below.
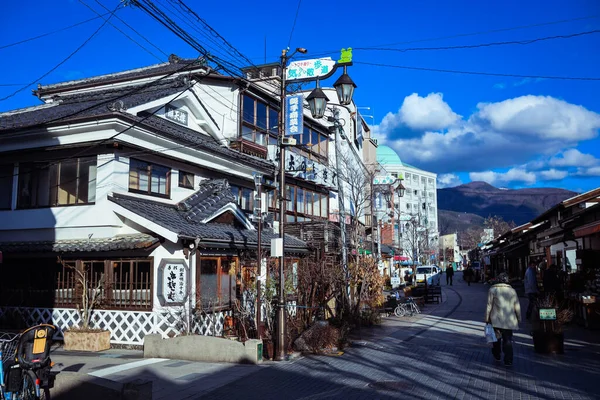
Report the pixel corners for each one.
[285,95,303,136]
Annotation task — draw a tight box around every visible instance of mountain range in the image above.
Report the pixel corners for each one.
[436,181,577,235]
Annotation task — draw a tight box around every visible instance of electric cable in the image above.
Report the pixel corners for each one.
[287,0,303,48]
[354,29,600,53]
[355,61,600,81]
[0,11,116,50]
[78,0,164,62]
[0,3,122,102]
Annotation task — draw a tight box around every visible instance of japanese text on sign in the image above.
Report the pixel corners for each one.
[286,58,336,81]
[285,95,303,136]
[539,308,557,320]
[165,104,188,126]
[158,259,189,306]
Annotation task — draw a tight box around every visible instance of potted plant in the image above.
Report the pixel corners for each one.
[63,264,110,352]
[531,294,573,354]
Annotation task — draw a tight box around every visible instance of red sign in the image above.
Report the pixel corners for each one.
[394,256,409,261]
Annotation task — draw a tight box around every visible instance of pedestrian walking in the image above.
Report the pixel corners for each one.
[524,260,539,320]
[464,266,474,286]
[485,273,521,366]
[446,264,454,285]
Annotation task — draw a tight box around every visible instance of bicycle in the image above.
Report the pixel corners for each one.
[394,297,421,317]
[1,324,57,400]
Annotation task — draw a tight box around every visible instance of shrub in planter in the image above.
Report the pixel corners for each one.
[531,295,573,354]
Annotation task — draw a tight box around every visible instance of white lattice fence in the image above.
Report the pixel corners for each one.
[1,306,233,345]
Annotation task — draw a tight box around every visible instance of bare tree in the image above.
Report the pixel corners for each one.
[484,215,516,238]
[64,262,104,330]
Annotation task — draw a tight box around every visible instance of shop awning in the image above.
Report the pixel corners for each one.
[574,221,600,238]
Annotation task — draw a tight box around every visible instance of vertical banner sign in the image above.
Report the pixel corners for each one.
[356,112,364,148]
[285,95,303,136]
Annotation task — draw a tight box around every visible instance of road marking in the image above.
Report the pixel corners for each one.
[89,357,168,377]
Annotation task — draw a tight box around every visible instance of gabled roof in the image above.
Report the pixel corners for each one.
[178,179,237,223]
[108,185,306,250]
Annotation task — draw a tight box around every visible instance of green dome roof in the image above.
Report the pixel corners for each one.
[376,145,403,166]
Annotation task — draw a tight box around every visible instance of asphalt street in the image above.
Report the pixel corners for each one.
[49,274,600,399]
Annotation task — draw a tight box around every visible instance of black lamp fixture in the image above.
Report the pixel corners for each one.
[397,182,406,198]
[333,66,357,106]
[306,79,329,119]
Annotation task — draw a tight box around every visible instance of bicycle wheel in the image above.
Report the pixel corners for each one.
[394,305,406,317]
[20,370,42,400]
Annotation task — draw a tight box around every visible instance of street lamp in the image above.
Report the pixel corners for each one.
[305,80,329,119]
[275,47,356,361]
[333,66,356,105]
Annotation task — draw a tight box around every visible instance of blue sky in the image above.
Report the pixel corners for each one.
[1,0,599,193]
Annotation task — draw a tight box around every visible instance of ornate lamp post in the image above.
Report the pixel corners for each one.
[275,48,356,361]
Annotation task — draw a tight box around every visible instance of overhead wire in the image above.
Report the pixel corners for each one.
[297,14,600,59]
[355,61,600,81]
[78,0,164,62]
[287,0,303,48]
[354,29,600,53]
[0,11,115,50]
[0,3,123,102]
[92,0,169,58]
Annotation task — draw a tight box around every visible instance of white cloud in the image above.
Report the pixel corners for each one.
[575,166,600,177]
[376,94,600,188]
[549,148,599,168]
[469,168,536,186]
[474,95,600,140]
[379,92,460,133]
[437,173,462,188]
[493,83,506,90]
[538,169,569,181]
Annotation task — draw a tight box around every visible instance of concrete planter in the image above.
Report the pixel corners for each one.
[64,330,111,352]
[144,334,263,364]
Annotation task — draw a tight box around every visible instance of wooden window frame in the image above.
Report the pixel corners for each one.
[196,256,238,310]
[128,158,171,198]
[178,170,194,189]
[17,156,97,209]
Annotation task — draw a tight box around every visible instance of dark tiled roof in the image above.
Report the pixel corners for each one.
[0,234,158,253]
[130,113,273,170]
[0,78,188,131]
[34,55,209,96]
[109,190,306,249]
[178,179,236,222]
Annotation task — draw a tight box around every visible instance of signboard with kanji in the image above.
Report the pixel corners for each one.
[286,58,336,81]
[285,95,303,136]
[539,308,557,320]
[157,259,189,306]
[164,104,188,126]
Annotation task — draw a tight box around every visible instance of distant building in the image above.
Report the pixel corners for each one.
[375,145,439,265]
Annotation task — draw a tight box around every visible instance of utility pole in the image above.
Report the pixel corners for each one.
[276,48,288,361]
[332,108,349,300]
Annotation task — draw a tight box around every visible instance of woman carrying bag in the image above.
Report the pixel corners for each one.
[484,273,521,366]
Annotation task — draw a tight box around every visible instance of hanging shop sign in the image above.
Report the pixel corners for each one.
[157,259,189,306]
[285,95,304,136]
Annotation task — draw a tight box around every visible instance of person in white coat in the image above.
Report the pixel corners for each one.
[485,273,521,366]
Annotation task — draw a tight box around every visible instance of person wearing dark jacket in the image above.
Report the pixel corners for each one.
[446,264,454,285]
[543,264,561,297]
[464,266,474,286]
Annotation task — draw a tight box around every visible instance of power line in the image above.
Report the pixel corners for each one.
[354,29,600,53]
[78,0,164,62]
[297,14,600,60]
[0,11,114,50]
[355,61,600,81]
[0,3,122,103]
[287,0,303,48]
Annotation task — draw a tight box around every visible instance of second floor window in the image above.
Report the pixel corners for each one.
[0,164,13,209]
[17,157,97,209]
[242,95,279,147]
[128,159,170,198]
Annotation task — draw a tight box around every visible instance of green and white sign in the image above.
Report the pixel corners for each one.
[539,308,557,320]
[286,58,336,81]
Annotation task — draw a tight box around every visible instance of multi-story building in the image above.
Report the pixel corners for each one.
[375,145,439,265]
[0,55,367,345]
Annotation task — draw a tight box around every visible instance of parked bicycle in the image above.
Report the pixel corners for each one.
[394,297,421,317]
[1,324,57,400]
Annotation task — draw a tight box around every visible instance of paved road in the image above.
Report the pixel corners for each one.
[50,274,600,399]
